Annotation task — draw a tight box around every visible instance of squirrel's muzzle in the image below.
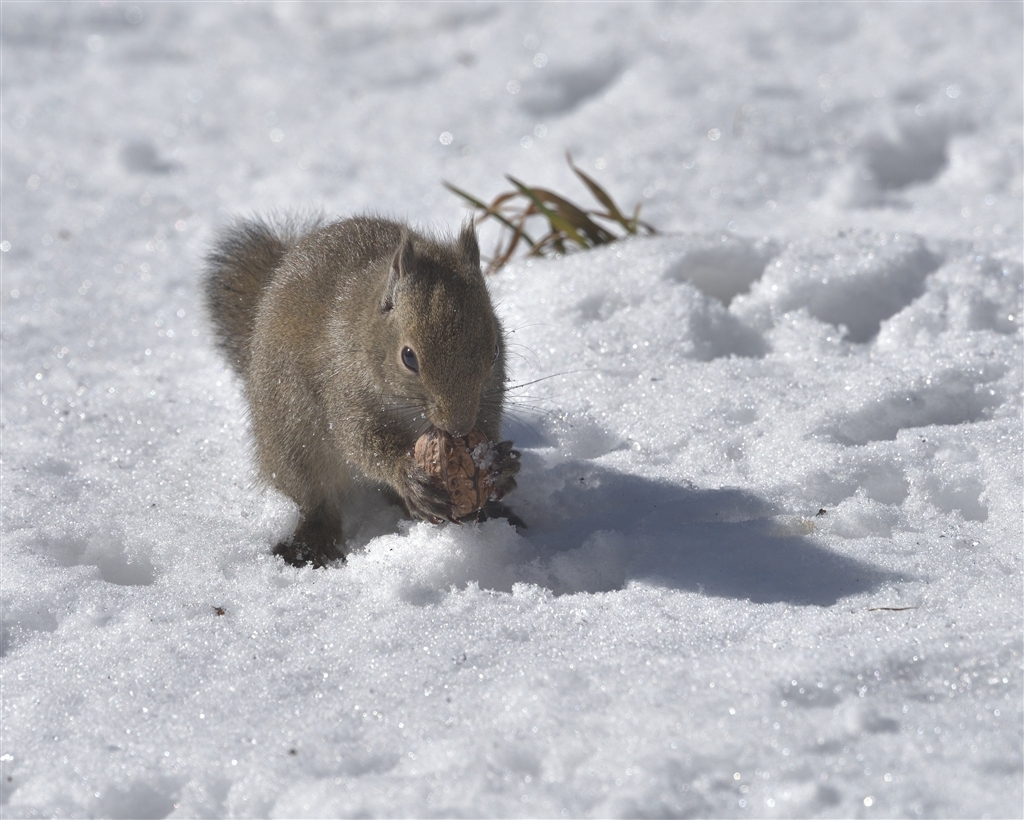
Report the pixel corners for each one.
[429,398,480,439]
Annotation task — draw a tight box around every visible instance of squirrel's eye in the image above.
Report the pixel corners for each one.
[401,346,419,373]
[493,343,500,363]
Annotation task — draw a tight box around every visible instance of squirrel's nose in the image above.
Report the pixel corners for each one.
[443,419,473,438]
[432,405,477,438]
[430,388,480,438]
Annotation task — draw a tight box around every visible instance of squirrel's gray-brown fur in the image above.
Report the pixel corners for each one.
[205,215,520,567]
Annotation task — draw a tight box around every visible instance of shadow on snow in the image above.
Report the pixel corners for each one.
[508,460,897,607]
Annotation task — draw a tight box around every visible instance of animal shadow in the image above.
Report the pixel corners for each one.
[516,459,897,606]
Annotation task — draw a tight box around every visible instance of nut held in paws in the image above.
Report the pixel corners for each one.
[414,427,497,518]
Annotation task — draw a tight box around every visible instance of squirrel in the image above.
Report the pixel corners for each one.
[204,215,521,567]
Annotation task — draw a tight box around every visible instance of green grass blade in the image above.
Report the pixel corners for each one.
[444,181,537,249]
[443,181,492,212]
[628,203,641,234]
[566,151,629,227]
[526,186,618,245]
[506,176,590,248]
[445,158,657,272]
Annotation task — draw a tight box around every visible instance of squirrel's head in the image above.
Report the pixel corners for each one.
[380,224,506,437]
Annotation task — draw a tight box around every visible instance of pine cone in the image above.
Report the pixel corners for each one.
[413,427,497,519]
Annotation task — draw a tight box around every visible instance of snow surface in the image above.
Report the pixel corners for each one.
[1,2,1022,817]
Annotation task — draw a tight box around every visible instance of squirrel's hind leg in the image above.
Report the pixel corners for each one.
[274,501,345,568]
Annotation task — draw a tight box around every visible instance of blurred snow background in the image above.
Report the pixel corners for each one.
[1,2,1021,817]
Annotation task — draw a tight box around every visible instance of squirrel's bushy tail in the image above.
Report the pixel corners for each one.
[204,215,318,375]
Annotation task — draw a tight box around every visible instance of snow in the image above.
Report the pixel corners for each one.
[1,2,1021,817]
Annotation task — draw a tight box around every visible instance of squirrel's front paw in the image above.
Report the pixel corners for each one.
[488,440,521,501]
[400,462,457,523]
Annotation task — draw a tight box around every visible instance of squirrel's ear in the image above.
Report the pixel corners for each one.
[382,232,416,312]
[459,221,481,273]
